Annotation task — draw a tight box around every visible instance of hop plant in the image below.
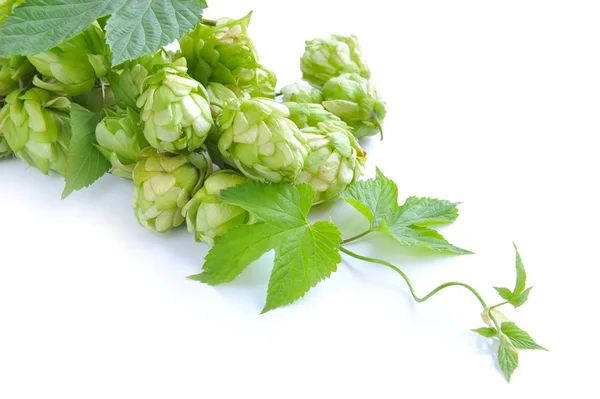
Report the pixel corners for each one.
[180,12,276,98]
[27,22,110,96]
[301,35,370,88]
[132,148,212,233]
[321,73,387,139]
[0,55,35,96]
[218,97,308,183]
[295,122,366,204]
[183,169,253,245]
[95,108,149,179]
[285,102,348,130]
[136,58,214,153]
[281,83,323,104]
[107,50,173,111]
[0,88,70,175]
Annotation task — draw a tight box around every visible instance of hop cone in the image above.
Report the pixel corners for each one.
[285,102,347,130]
[180,12,276,98]
[95,108,149,179]
[321,73,386,139]
[27,23,110,96]
[0,55,35,96]
[218,97,308,183]
[107,50,172,111]
[281,83,323,104]
[132,148,212,233]
[296,122,366,204]
[136,58,214,152]
[183,169,253,245]
[0,88,70,174]
[0,135,10,158]
[206,82,239,120]
[301,35,370,88]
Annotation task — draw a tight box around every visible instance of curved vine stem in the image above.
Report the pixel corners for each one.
[341,229,372,244]
[339,246,488,309]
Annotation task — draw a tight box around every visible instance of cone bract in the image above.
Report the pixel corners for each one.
[183,169,252,245]
[301,35,370,88]
[285,102,348,130]
[0,88,70,174]
[281,83,323,104]
[321,73,386,138]
[27,23,110,96]
[296,122,366,204]
[218,97,308,183]
[132,148,212,233]
[136,58,213,152]
[95,108,149,179]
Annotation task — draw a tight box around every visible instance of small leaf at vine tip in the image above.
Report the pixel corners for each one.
[262,221,342,313]
[494,286,514,301]
[509,286,532,308]
[393,196,460,226]
[481,307,510,328]
[190,223,279,286]
[62,104,111,199]
[498,341,519,382]
[105,0,208,65]
[340,166,398,228]
[513,242,527,296]
[472,327,498,338]
[501,322,547,351]
[379,222,472,255]
[220,182,316,230]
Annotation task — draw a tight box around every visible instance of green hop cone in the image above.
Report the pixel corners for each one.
[136,58,214,152]
[0,55,35,96]
[183,169,253,245]
[107,49,173,111]
[296,122,366,204]
[0,135,10,158]
[0,0,25,25]
[281,83,323,104]
[132,148,212,233]
[0,88,70,175]
[285,102,348,130]
[180,12,276,98]
[301,35,370,88]
[206,82,239,120]
[95,108,149,179]
[27,22,110,96]
[321,73,387,139]
[218,97,308,183]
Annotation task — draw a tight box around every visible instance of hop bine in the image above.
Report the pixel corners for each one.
[132,148,212,233]
[136,58,214,152]
[321,72,387,139]
[27,22,110,96]
[301,34,370,88]
[95,108,149,179]
[0,88,71,175]
[183,169,253,245]
[295,122,366,204]
[218,97,308,183]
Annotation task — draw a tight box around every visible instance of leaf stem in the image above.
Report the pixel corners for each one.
[339,246,488,308]
[202,18,217,27]
[341,229,372,244]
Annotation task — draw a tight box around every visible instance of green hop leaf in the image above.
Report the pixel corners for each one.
[190,182,342,313]
[62,103,111,199]
[471,327,498,338]
[498,337,519,383]
[494,243,532,307]
[500,322,547,351]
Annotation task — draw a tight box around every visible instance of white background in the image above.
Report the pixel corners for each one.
[1,1,599,398]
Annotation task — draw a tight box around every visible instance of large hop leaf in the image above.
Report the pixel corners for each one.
[180,12,276,98]
[132,148,212,233]
[281,83,323,104]
[285,102,348,130]
[95,107,149,179]
[295,122,366,204]
[136,57,214,152]
[321,73,387,139]
[0,88,71,174]
[183,169,253,245]
[301,34,370,88]
[107,49,173,111]
[27,22,110,96]
[0,55,35,96]
[218,97,309,183]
